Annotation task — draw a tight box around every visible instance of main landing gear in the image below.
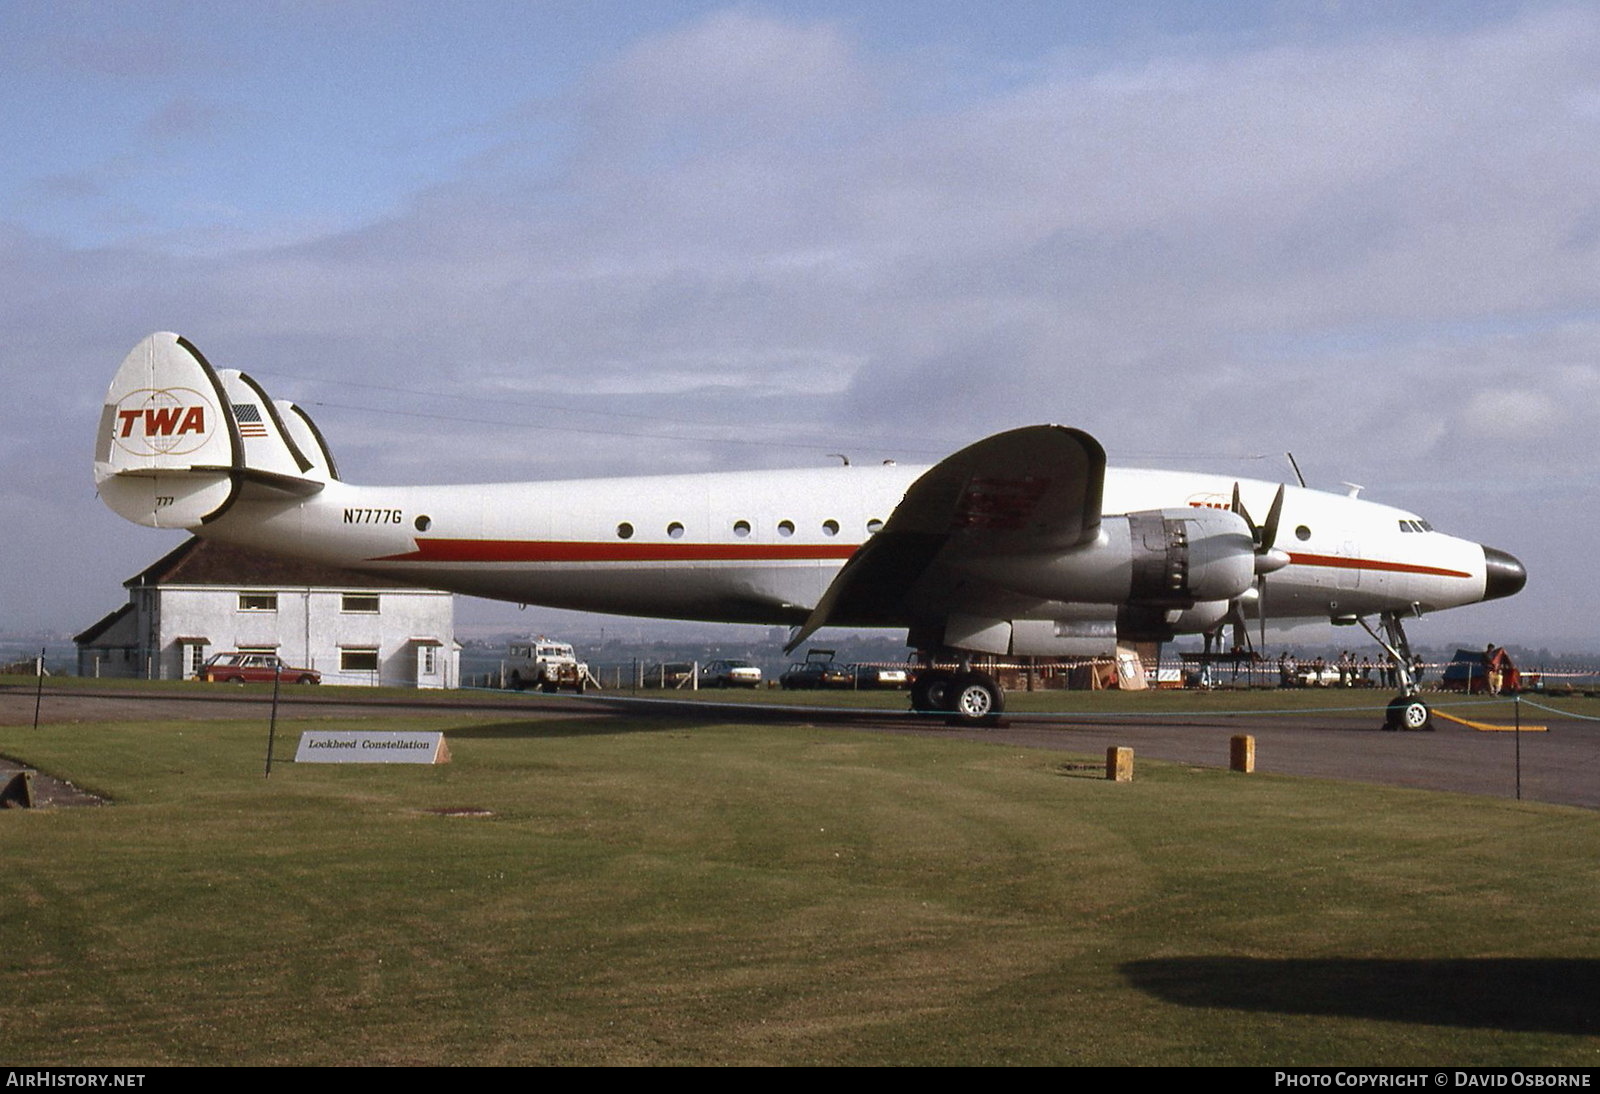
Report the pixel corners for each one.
[909,663,1005,725]
[1359,608,1433,732]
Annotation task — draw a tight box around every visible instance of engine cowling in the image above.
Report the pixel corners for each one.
[960,507,1257,607]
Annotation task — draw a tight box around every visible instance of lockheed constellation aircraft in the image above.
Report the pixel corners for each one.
[95,333,1525,726]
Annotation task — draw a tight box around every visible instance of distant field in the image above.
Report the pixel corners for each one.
[2,708,1597,1065]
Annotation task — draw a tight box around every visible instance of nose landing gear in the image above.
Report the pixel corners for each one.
[1360,609,1433,731]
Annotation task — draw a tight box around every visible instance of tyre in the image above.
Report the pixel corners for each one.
[1386,696,1432,731]
[950,673,1004,724]
[296,675,318,685]
[510,672,526,691]
[910,670,956,713]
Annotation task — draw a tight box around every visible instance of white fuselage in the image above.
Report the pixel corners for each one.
[200,464,1496,631]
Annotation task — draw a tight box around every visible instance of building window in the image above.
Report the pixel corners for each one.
[421,646,437,675]
[238,593,278,612]
[341,594,380,613]
[341,648,379,672]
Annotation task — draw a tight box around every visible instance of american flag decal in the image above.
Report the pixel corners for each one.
[233,403,269,437]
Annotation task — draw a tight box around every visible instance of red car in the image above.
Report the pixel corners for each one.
[200,652,321,685]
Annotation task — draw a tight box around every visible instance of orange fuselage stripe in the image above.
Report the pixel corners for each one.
[1287,552,1471,579]
[369,539,1474,579]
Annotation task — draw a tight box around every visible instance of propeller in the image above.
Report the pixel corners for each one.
[1229,482,1291,650]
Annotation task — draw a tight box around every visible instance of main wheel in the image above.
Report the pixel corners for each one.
[950,673,1004,724]
[1385,696,1432,731]
[910,670,956,713]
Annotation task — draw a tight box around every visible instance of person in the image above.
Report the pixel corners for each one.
[1483,644,1503,696]
[1278,651,1294,688]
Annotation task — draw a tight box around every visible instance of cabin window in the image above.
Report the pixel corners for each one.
[341,594,380,614]
[1295,525,1312,541]
[414,515,431,532]
[667,522,685,539]
[733,520,751,537]
[866,518,884,535]
[822,519,840,537]
[340,648,379,672]
[238,594,278,612]
[616,522,634,540]
[777,520,795,537]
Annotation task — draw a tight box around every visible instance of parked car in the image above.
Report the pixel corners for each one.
[779,660,853,690]
[505,637,589,693]
[701,659,763,688]
[200,652,320,685]
[849,663,909,689]
[642,661,696,688]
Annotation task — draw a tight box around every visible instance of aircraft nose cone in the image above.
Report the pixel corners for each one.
[1483,546,1527,601]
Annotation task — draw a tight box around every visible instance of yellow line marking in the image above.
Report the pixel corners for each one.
[1432,709,1546,732]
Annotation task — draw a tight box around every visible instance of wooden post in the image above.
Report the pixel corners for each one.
[1106,746,1133,782]
[1230,735,1255,773]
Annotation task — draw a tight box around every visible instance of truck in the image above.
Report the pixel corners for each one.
[506,637,590,693]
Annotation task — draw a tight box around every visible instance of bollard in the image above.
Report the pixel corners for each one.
[1230,734,1255,773]
[1106,746,1133,782]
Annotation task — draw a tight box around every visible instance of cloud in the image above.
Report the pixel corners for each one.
[6,4,1600,642]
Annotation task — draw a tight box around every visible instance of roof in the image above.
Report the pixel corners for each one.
[124,537,432,592]
[74,602,134,645]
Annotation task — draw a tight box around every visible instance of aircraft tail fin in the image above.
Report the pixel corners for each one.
[94,332,332,530]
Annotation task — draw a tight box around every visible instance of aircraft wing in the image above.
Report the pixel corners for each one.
[785,425,1105,652]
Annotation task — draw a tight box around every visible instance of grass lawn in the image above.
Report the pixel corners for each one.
[2,710,1597,1065]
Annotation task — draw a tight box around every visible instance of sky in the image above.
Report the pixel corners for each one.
[2,0,1595,651]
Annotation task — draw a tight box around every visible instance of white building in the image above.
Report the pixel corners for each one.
[76,537,459,687]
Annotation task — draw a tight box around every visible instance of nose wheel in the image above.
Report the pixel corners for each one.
[1384,695,1432,731]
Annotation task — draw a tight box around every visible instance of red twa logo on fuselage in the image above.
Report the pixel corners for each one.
[109,387,216,458]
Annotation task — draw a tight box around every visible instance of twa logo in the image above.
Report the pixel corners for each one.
[110,387,215,457]
[1186,492,1232,511]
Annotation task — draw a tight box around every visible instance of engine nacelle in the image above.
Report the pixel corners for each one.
[960,507,1256,607]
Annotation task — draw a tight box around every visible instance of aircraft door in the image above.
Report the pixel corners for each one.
[1337,541,1361,590]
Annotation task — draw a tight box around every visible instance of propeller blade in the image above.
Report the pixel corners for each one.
[1231,482,1256,541]
[1257,575,1267,651]
[1260,484,1286,553]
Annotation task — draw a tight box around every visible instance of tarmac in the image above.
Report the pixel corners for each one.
[2,684,1595,810]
